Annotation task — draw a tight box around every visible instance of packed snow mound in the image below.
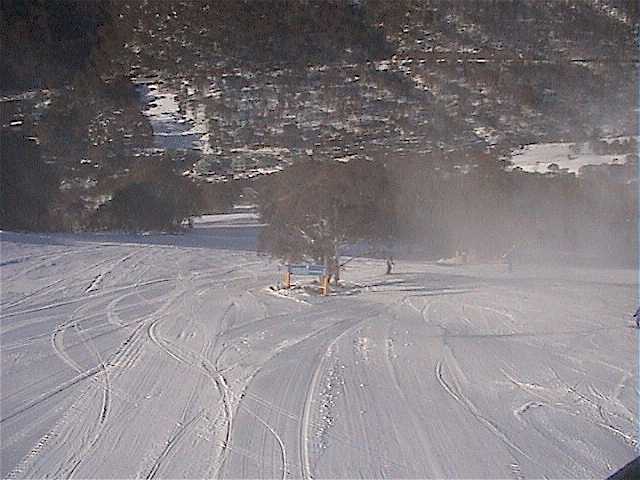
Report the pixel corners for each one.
[437,254,467,266]
[192,212,262,226]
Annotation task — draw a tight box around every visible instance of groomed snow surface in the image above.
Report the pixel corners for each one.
[1,214,637,479]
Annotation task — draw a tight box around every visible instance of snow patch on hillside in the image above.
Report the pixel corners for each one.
[510,142,626,174]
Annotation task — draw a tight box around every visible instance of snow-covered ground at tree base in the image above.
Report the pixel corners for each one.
[1,214,638,479]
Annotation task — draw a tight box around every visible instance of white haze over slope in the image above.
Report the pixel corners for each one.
[0,214,637,479]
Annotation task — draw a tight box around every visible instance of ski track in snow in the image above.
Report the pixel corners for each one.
[1,224,637,479]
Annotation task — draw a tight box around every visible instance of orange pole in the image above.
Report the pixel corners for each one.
[322,275,330,296]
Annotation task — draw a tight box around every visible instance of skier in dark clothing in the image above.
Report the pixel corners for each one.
[385,257,394,275]
[503,245,516,273]
[634,307,640,328]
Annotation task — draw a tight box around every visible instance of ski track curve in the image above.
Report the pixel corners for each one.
[5,273,184,478]
[3,235,637,479]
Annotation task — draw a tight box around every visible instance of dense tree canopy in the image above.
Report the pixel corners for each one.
[0,132,60,231]
[257,159,394,265]
[0,0,637,255]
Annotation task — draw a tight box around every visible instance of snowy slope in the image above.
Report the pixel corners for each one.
[1,215,637,479]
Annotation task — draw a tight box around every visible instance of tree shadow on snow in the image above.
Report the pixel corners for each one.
[0,224,262,253]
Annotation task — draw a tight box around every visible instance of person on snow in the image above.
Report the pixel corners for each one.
[385,257,394,275]
[634,307,640,328]
[503,245,516,273]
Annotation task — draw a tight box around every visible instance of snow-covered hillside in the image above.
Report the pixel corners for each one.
[1,215,637,478]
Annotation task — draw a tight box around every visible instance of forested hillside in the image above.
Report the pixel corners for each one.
[115,0,638,159]
[1,0,637,262]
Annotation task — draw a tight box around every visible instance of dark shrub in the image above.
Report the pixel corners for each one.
[95,182,179,232]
